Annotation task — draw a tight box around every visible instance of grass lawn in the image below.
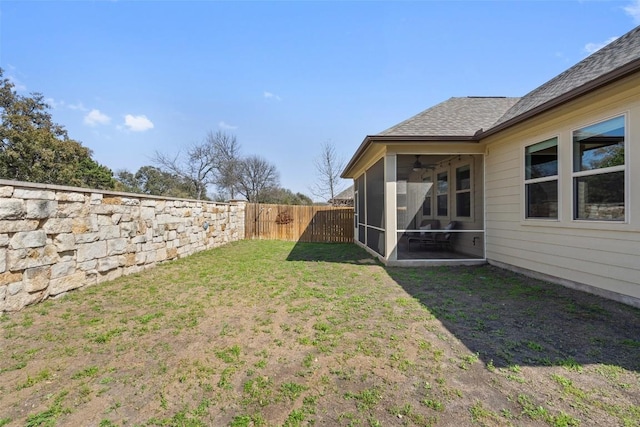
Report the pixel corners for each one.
[0,240,639,426]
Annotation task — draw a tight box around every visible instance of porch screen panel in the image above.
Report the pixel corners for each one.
[356,175,365,244]
[366,159,384,228]
[365,159,385,256]
[367,228,385,256]
[396,180,408,230]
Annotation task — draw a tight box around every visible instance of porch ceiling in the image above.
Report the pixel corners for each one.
[396,154,453,178]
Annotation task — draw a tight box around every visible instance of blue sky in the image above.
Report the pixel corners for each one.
[2,1,639,201]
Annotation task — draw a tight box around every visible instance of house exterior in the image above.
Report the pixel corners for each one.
[328,186,354,207]
[341,25,640,308]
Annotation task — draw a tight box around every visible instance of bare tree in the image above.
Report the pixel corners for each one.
[153,142,216,200]
[311,141,347,204]
[153,130,241,200]
[236,155,280,203]
[208,130,242,199]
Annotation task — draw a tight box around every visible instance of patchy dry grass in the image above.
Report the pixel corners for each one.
[0,240,638,426]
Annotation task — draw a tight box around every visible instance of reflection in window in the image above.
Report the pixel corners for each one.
[575,172,624,220]
[574,116,624,172]
[422,175,433,216]
[437,172,448,216]
[573,116,625,221]
[526,181,558,218]
[525,138,558,219]
[526,138,558,179]
[456,165,471,217]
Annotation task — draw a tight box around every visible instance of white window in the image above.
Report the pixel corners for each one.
[455,164,471,217]
[422,173,433,217]
[436,171,448,216]
[525,137,558,219]
[572,116,625,221]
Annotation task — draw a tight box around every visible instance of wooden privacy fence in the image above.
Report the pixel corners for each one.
[245,203,354,243]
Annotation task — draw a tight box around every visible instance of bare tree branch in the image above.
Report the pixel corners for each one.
[152,130,241,200]
[311,141,347,204]
[236,155,280,203]
[208,130,242,199]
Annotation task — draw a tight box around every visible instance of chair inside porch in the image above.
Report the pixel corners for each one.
[396,232,484,261]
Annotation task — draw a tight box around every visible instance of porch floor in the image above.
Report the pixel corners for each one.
[396,235,484,261]
[397,248,482,260]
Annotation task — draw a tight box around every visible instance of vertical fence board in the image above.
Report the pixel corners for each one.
[245,203,354,243]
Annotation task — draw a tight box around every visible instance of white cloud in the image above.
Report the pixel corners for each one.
[624,0,640,23]
[84,109,111,126]
[218,121,238,130]
[584,36,618,55]
[123,114,154,132]
[263,91,282,101]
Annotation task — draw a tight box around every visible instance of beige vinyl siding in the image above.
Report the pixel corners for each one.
[453,156,484,257]
[488,244,640,299]
[485,143,520,226]
[484,73,640,302]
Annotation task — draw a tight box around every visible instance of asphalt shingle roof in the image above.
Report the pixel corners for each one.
[333,186,354,200]
[493,25,640,128]
[376,25,640,139]
[377,96,520,137]
[343,25,640,177]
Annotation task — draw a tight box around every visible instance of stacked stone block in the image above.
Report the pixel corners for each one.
[0,181,245,313]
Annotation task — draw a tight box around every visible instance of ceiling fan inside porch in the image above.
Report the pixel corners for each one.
[412,155,436,171]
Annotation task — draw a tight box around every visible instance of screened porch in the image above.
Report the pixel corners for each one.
[354,153,485,264]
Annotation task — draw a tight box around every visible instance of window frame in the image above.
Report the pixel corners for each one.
[571,114,627,222]
[524,136,559,221]
[454,163,473,220]
[421,170,434,218]
[436,170,449,218]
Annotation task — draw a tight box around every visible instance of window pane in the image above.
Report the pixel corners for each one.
[456,165,470,191]
[526,138,558,179]
[437,172,448,194]
[436,172,448,216]
[526,180,558,219]
[422,197,431,216]
[456,192,471,217]
[422,176,432,216]
[574,171,624,220]
[573,116,624,172]
[437,195,447,216]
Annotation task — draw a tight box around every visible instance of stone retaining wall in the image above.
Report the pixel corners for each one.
[0,180,245,313]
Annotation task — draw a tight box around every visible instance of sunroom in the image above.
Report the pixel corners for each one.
[342,96,520,266]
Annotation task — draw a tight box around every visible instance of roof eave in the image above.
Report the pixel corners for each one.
[341,134,478,178]
[479,56,640,139]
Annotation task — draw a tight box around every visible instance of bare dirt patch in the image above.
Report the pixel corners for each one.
[0,240,638,426]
